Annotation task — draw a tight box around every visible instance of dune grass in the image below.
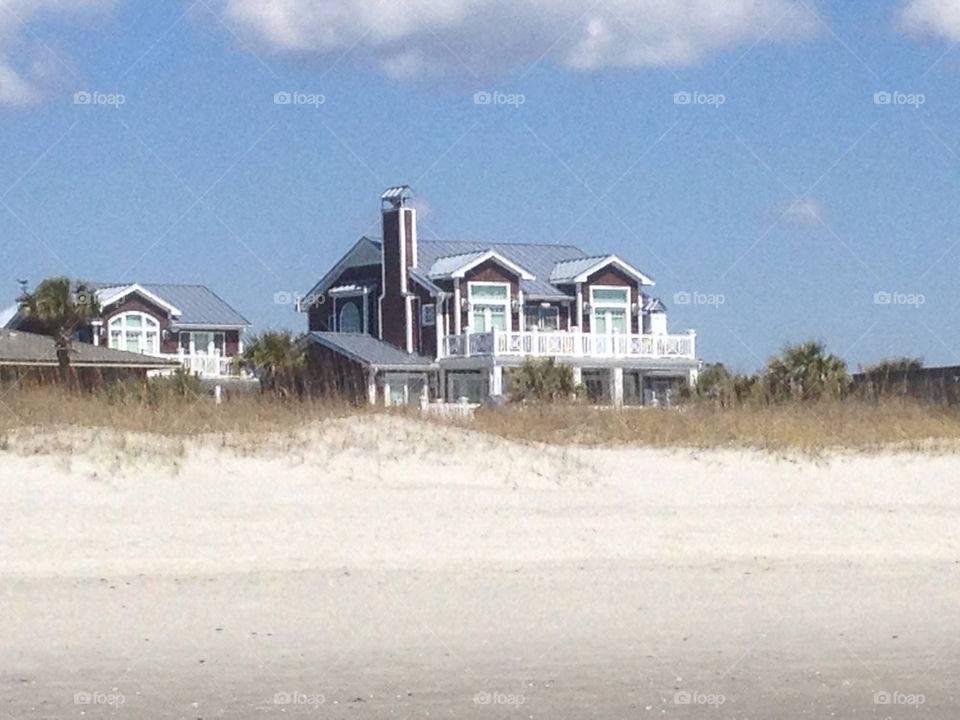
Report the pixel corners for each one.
[4,383,960,454]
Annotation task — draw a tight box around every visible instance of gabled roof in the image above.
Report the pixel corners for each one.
[643,296,667,313]
[97,284,182,316]
[0,303,20,329]
[303,237,656,304]
[305,332,435,370]
[84,281,250,327]
[550,254,655,285]
[302,236,383,304]
[427,249,535,280]
[417,239,588,299]
[0,329,181,368]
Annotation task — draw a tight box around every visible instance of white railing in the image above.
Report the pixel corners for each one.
[443,328,695,360]
[158,353,237,376]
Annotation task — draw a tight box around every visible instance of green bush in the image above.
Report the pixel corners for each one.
[509,358,582,403]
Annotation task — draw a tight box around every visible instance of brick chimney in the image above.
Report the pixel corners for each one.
[378,185,417,352]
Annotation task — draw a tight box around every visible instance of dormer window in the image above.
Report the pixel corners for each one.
[468,282,510,332]
[338,303,362,333]
[590,287,629,334]
[108,312,159,355]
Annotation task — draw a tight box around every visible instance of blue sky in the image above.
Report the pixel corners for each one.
[2,0,960,372]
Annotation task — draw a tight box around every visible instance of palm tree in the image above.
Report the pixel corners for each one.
[18,277,100,386]
[764,340,849,402]
[242,330,305,397]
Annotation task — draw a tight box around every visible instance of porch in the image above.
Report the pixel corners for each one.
[442,328,696,360]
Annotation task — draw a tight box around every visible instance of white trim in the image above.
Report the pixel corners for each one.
[453,279,462,335]
[571,255,655,286]
[467,281,511,333]
[432,250,535,280]
[362,290,369,335]
[408,207,417,269]
[589,285,631,334]
[404,295,414,353]
[97,284,182,317]
[107,311,161,355]
[575,283,583,329]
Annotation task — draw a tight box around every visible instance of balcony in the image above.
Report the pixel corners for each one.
[442,328,696,360]
[155,353,239,377]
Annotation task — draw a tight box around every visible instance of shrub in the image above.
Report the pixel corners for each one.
[509,358,581,403]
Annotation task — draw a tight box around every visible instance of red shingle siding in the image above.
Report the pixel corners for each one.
[461,260,519,331]
[583,265,640,333]
[302,342,367,402]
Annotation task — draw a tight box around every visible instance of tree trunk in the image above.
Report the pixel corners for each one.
[56,338,71,388]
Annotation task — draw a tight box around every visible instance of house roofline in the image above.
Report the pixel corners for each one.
[98,283,183,316]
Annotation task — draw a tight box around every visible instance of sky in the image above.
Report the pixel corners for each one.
[2,0,960,373]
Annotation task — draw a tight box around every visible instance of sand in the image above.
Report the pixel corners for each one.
[1,415,958,718]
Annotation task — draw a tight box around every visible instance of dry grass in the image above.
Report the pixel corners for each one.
[466,400,960,454]
[4,385,960,455]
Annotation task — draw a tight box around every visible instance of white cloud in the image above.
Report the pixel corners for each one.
[900,0,960,40]
[782,197,824,226]
[0,0,117,106]
[213,0,819,79]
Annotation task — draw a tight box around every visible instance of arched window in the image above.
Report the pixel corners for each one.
[108,312,159,355]
[339,303,361,333]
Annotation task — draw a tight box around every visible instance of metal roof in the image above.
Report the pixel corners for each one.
[549,255,609,283]
[303,236,655,303]
[305,332,435,369]
[0,303,19,329]
[408,267,445,296]
[417,239,588,299]
[0,329,181,368]
[85,282,250,327]
[643,296,667,313]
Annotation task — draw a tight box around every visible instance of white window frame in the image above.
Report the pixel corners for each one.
[590,285,630,334]
[179,330,226,356]
[338,302,362,333]
[524,304,560,331]
[467,281,511,333]
[420,303,436,327]
[108,311,160,355]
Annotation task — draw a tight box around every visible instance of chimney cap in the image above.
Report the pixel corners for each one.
[381,185,413,208]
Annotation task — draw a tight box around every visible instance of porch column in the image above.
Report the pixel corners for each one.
[453,279,462,335]
[362,289,369,335]
[383,379,391,407]
[435,298,444,359]
[366,369,377,406]
[489,365,503,397]
[572,366,582,385]
[610,366,624,408]
[575,283,583,329]
[518,289,525,331]
[91,320,102,346]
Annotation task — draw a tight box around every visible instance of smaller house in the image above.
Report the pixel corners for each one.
[5,282,251,379]
[0,328,180,386]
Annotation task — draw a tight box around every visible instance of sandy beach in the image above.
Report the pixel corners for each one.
[1,415,958,718]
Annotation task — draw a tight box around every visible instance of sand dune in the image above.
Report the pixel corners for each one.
[1,416,958,717]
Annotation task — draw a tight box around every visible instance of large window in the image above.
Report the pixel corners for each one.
[468,282,509,332]
[524,304,559,331]
[339,303,361,333]
[179,331,225,355]
[108,312,159,355]
[590,286,629,334]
